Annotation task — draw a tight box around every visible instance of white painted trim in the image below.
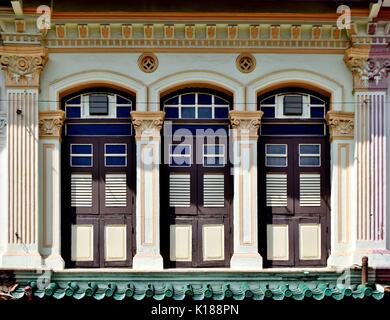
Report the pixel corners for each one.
[148,70,245,112]
[246,69,344,112]
[48,70,147,112]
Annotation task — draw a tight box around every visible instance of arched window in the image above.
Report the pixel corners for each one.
[258,88,330,268]
[164,91,230,120]
[160,88,233,268]
[61,88,135,268]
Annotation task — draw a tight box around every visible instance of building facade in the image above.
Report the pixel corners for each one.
[0,0,390,301]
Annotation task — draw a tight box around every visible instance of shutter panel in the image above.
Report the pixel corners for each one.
[266,173,287,207]
[169,174,191,207]
[299,173,321,207]
[105,173,127,207]
[203,174,225,207]
[71,173,93,207]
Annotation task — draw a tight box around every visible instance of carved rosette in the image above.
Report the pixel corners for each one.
[39,111,66,139]
[325,111,354,141]
[229,111,264,139]
[344,47,390,90]
[131,111,165,139]
[0,47,47,87]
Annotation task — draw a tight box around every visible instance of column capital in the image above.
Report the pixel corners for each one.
[39,110,65,140]
[0,45,48,88]
[325,111,354,141]
[344,46,390,91]
[0,113,7,135]
[131,111,165,139]
[229,110,263,139]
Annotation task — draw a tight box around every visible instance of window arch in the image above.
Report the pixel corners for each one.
[162,89,232,120]
[258,88,329,137]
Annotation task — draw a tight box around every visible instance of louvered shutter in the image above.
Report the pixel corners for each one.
[105,173,127,207]
[266,173,288,207]
[71,173,93,207]
[169,174,191,207]
[299,173,321,207]
[203,174,224,207]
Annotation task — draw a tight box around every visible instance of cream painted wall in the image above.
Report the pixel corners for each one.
[0,72,7,259]
[39,53,354,112]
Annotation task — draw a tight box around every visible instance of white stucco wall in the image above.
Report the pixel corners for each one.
[39,53,354,113]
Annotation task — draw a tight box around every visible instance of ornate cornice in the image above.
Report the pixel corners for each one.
[39,111,66,139]
[131,111,165,139]
[0,46,48,87]
[344,47,390,91]
[229,111,263,139]
[325,111,354,141]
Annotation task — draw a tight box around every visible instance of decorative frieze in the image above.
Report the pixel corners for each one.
[229,111,263,139]
[131,111,165,139]
[39,111,66,139]
[325,111,354,141]
[0,46,47,87]
[344,47,390,90]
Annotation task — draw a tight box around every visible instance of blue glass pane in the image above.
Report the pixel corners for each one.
[66,96,81,104]
[165,107,179,119]
[266,157,287,167]
[215,107,229,119]
[310,96,324,104]
[300,156,320,166]
[261,124,325,136]
[66,124,132,136]
[300,145,320,155]
[198,107,212,118]
[171,124,228,136]
[71,145,92,154]
[170,156,191,167]
[116,95,132,104]
[310,107,325,118]
[261,107,275,118]
[198,94,212,105]
[106,156,126,166]
[266,145,286,155]
[204,145,223,155]
[106,144,126,154]
[214,96,229,105]
[66,107,81,118]
[116,107,131,118]
[165,96,179,105]
[181,94,196,105]
[71,157,92,167]
[260,96,275,104]
[204,156,224,167]
[181,107,195,118]
[170,144,190,155]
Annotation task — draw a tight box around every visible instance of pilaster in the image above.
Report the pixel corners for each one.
[229,111,263,270]
[0,112,7,263]
[131,111,165,270]
[344,46,390,267]
[325,111,356,267]
[0,45,47,268]
[38,111,66,270]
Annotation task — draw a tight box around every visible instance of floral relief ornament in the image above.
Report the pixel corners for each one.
[39,111,65,138]
[0,54,45,85]
[347,56,390,87]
